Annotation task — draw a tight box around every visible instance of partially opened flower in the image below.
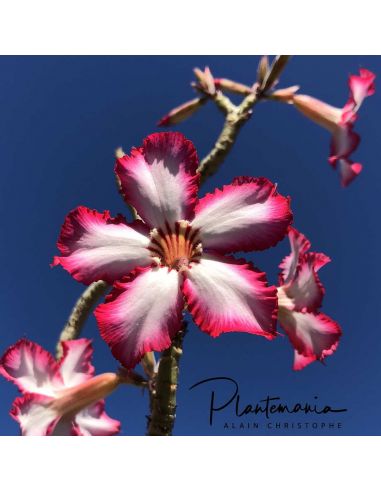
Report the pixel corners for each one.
[293,69,375,186]
[277,228,342,370]
[54,132,293,368]
[0,338,121,435]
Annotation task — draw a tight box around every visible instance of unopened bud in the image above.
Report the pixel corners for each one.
[193,67,205,84]
[269,85,300,103]
[257,55,269,85]
[158,97,207,126]
[261,55,291,92]
[214,78,252,95]
[193,66,216,95]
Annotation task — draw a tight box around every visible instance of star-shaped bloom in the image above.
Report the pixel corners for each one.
[0,338,121,435]
[54,132,293,368]
[293,69,375,186]
[277,228,342,370]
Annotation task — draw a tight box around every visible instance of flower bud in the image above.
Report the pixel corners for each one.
[261,55,291,92]
[257,55,269,85]
[193,66,216,95]
[269,85,300,103]
[214,78,252,96]
[158,97,207,126]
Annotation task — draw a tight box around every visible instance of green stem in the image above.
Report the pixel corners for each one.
[55,280,109,359]
[197,92,257,184]
[146,322,187,436]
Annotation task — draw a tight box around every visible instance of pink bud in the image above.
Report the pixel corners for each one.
[158,97,207,126]
[214,78,252,95]
[257,55,269,85]
[261,55,291,92]
[269,85,300,103]
[193,66,216,95]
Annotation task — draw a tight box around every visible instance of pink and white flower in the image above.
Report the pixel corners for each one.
[277,227,342,370]
[293,69,375,186]
[0,338,121,435]
[54,132,293,368]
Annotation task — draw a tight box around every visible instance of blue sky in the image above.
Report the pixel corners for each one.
[0,56,380,435]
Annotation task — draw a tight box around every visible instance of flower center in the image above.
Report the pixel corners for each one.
[148,220,202,271]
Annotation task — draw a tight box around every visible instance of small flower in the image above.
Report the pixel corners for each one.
[54,132,293,369]
[0,339,121,435]
[276,228,342,370]
[293,69,375,186]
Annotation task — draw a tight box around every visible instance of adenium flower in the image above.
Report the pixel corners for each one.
[293,69,375,186]
[277,227,342,370]
[54,132,293,369]
[0,338,121,435]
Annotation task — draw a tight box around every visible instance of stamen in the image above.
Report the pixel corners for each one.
[148,221,202,271]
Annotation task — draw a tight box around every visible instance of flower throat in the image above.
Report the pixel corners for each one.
[148,220,202,271]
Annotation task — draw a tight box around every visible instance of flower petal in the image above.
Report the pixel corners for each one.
[329,126,360,163]
[293,338,340,370]
[191,177,292,254]
[347,69,376,113]
[292,351,316,371]
[115,132,199,229]
[281,252,330,312]
[95,267,184,368]
[279,227,311,285]
[293,94,342,132]
[279,309,341,370]
[182,254,277,338]
[0,339,62,396]
[10,394,59,436]
[53,206,152,285]
[74,401,120,436]
[57,339,95,388]
[337,158,363,187]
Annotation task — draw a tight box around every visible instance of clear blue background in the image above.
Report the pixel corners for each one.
[0,56,379,436]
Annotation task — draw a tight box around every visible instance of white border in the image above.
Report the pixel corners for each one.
[0,0,379,54]
[0,437,378,489]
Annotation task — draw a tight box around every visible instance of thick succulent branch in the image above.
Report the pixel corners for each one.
[146,322,187,436]
[56,280,109,359]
